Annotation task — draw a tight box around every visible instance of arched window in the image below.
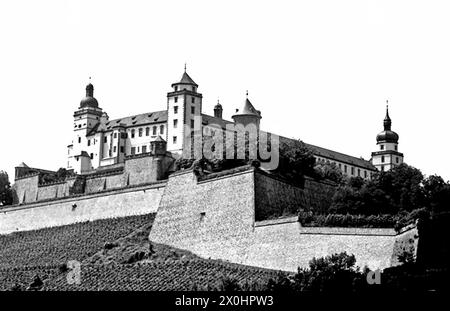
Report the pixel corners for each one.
[153,126,157,135]
[138,128,143,137]
[131,129,135,138]
[146,127,150,136]
[160,125,164,134]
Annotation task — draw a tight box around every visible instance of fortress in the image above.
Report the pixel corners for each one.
[1,70,414,272]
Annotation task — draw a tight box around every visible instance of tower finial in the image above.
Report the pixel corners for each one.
[184,62,187,72]
[246,90,248,98]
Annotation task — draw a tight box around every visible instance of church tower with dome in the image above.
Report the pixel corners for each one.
[371,104,404,172]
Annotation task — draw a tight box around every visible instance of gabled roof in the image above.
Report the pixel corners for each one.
[89,110,168,136]
[17,162,29,168]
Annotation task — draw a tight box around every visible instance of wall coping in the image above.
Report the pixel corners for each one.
[197,165,255,183]
[1,181,167,213]
[255,216,299,227]
[299,226,396,236]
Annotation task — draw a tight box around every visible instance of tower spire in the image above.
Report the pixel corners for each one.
[184,62,187,72]
[383,100,392,131]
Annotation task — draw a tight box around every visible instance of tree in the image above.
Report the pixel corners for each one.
[0,171,13,206]
[314,162,344,184]
[292,252,365,292]
[423,175,450,214]
[276,139,316,179]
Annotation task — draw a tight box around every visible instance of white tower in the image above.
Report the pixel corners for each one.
[371,104,404,172]
[68,81,103,173]
[166,67,203,158]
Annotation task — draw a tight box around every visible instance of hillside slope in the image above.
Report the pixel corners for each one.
[0,213,284,291]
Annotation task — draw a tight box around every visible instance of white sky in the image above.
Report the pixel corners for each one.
[0,0,449,182]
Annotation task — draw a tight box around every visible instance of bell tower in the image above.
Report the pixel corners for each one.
[371,103,404,172]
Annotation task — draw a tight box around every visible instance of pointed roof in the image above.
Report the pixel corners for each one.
[17,162,29,168]
[172,71,198,87]
[233,98,261,118]
[383,105,392,131]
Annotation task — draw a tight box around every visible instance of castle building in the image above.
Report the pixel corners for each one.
[67,70,402,179]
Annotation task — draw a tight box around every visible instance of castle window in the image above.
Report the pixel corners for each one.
[87,139,91,146]
[173,136,177,144]
[104,137,107,143]
[114,133,117,138]
[358,168,360,177]
[142,145,147,153]
[190,119,195,129]
[351,167,354,175]
[396,157,399,163]
[137,146,140,153]
[120,146,124,153]
[192,86,195,92]
[160,125,164,134]
[381,156,385,163]
[90,153,93,159]
[152,126,156,135]
[191,97,195,104]
[174,106,178,114]
[146,127,150,136]
[131,129,135,138]
[78,137,81,143]
[174,97,178,103]
[113,146,117,153]
[191,106,195,114]
[338,163,341,169]
[364,171,367,178]
[174,86,178,92]
[381,165,385,171]
[139,128,143,137]
[78,124,81,128]
[395,145,398,151]
[344,165,347,173]
[131,147,136,155]
[173,119,178,128]
[380,145,384,150]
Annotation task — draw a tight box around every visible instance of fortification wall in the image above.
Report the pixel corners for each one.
[149,167,256,262]
[37,182,68,200]
[12,174,39,204]
[0,183,165,235]
[303,177,337,213]
[254,171,306,220]
[150,167,408,272]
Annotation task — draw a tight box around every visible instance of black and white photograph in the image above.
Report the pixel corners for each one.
[0,0,449,308]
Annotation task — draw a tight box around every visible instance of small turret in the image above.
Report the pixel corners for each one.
[214,99,223,118]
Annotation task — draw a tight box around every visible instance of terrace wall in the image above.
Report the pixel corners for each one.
[0,182,165,235]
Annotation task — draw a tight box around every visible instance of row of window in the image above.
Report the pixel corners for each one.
[130,125,164,138]
[173,105,196,114]
[172,119,195,129]
[173,86,196,92]
[316,157,371,179]
[380,144,398,151]
[380,155,400,164]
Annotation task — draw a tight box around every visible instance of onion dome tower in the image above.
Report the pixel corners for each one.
[371,103,404,172]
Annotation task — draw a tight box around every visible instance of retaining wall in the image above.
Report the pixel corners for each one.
[0,182,166,235]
